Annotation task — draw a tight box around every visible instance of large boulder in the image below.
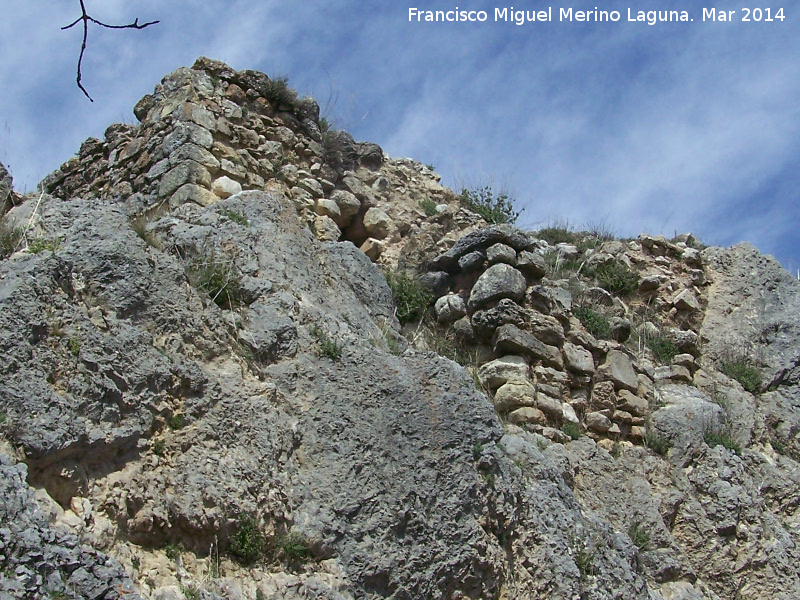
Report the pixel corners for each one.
[468,263,526,310]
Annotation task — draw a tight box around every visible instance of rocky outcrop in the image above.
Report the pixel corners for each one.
[2,59,800,600]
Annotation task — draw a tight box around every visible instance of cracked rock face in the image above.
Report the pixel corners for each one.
[2,59,800,600]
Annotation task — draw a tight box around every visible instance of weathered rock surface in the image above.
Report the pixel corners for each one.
[2,59,800,600]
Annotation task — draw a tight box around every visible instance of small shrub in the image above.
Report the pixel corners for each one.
[278,532,313,564]
[719,355,761,394]
[229,516,266,565]
[168,413,185,430]
[320,128,356,171]
[0,412,6,425]
[180,585,200,600]
[420,199,438,217]
[573,305,612,340]
[164,543,181,561]
[219,210,249,227]
[67,337,81,356]
[385,270,433,325]
[0,220,24,258]
[151,439,166,456]
[425,163,436,171]
[574,547,595,578]
[458,186,519,225]
[628,522,650,550]
[318,116,331,132]
[584,260,638,296]
[185,250,244,309]
[610,441,622,459]
[536,221,579,245]
[644,429,670,456]
[310,325,342,360]
[263,75,298,108]
[27,237,61,254]
[645,333,679,365]
[562,421,583,440]
[704,427,742,455]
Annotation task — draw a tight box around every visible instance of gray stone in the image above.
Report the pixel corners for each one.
[468,264,526,310]
[458,250,486,272]
[494,381,537,412]
[430,224,537,272]
[617,390,648,417]
[597,350,639,392]
[1,161,16,215]
[477,355,529,389]
[586,411,613,433]
[672,288,701,312]
[516,250,547,278]
[241,301,298,362]
[434,293,467,324]
[486,243,516,265]
[563,342,594,375]
[493,324,563,369]
[470,298,527,339]
[507,406,546,425]
[212,176,242,199]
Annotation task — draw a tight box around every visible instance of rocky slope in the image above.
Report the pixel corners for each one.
[0,58,798,600]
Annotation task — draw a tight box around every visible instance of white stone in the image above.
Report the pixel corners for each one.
[212,176,242,199]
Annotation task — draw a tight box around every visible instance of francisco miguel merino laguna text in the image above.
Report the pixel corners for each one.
[408,7,696,25]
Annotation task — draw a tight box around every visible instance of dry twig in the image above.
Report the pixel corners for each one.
[62,0,159,101]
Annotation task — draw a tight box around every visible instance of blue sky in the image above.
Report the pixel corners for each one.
[1,1,798,271]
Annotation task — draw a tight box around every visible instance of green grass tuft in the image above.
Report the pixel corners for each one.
[219,209,249,226]
[562,421,583,440]
[584,260,638,296]
[719,354,761,394]
[628,522,650,550]
[420,199,438,217]
[573,306,612,340]
[385,270,434,325]
[644,429,670,456]
[310,325,343,360]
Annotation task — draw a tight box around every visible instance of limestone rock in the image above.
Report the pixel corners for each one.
[516,250,547,278]
[486,243,516,265]
[597,350,639,392]
[586,411,613,432]
[434,293,467,324]
[362,207,391,239]
[507,406,546,425]
[477,355,529,389]
[468,263,526,310]
[212,175,242,199]
[563,342,594,375]
[494,380,537,412]
[493,324,563,369]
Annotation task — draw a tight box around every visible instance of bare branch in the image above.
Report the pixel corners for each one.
[63,0,159,102]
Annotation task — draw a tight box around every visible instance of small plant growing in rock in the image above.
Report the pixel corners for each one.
[628,521,650,550]
[67,337,81,356]
[263,75,298,108]
[151,438,166,456]
[584,260,638,296]
[574,546,596,578]
[168,413,185,430]
[278,532,313,565]
[185,249,244,309]
[229,516,267,565]
[0,219,24,259]
[219,209,249,227]
[562,421,583,440]
[644,429,670,456]
[420,199,438,217]
[645,333,679,365]
[536,221,579,245]
[573,305,612,340]
[704,424,742,455]
[458,185,519,225]
[310,325,342,360]
[719,353,761,394]
[164,543,182,561]
[27,237,61,254]
[385,270,434,325]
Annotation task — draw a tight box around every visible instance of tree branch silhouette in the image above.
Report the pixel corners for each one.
[62,0,159,102]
